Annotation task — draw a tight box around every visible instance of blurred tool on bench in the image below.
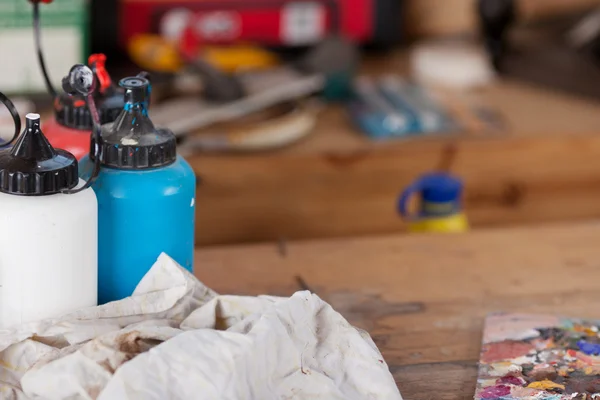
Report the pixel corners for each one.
[347,74,459,139]
[127,1,361,153]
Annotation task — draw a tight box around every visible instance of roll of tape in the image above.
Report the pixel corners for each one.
[410,40,495,90]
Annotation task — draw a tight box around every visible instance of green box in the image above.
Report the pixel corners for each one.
[0,0,88,94]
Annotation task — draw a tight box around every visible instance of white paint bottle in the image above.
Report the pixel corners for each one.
[0,113,97,328]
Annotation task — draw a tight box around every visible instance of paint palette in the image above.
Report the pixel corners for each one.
[475,313,600,399]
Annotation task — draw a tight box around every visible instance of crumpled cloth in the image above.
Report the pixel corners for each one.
[0,253,403,400]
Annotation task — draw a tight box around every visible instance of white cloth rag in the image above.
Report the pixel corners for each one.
[0,253,403,400]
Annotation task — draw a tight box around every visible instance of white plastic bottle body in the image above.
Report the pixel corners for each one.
[0,179,97,328]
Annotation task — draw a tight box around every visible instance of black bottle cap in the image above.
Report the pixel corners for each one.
[0,114,78,195]
[54,87,124,130]
[90,76,177,170]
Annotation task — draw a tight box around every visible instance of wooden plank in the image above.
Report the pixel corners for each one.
[194,222,600,398]
[191,130,600,245]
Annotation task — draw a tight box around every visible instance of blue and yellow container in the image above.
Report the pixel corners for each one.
[398,172,468,233]
[80,76,196,304]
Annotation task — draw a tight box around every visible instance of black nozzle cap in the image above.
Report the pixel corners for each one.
[91,75,176,170]
[0,113,78,195]
[55,65,125,131]
[62,64,96,96]
[12,115,55,160]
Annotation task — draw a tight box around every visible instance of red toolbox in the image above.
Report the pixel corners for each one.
[119,0,401,48]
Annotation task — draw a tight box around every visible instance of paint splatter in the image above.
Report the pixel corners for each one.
[577,341,600,356]
[479,384,511,399]
[497,375,526,386]
[475,313,600,399]
[527,379,565,390]
[529,364,558,381]
[483,313,560,343]
[564,374,600,394]
[482,341,535,363]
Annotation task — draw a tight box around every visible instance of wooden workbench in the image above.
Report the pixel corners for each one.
[188,51,600,245]
[195,222,600,399]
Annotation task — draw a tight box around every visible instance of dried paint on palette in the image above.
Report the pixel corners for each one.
[475,313,600,400]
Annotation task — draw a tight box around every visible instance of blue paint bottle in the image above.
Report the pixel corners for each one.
[398,172,469,233]
[79,75,196,304]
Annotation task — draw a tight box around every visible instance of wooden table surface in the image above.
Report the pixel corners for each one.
[195,222,600,399]
[188,51,600,245]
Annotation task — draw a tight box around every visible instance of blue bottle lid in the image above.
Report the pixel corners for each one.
[419,173,463,204]
[398,172,464,218]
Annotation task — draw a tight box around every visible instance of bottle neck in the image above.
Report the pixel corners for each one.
[123,84,150,116]
[112,101,155,138]
[115,83,153,132]
[123,101,149,117]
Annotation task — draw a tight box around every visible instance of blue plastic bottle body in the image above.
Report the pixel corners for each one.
[80,155,196,304]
